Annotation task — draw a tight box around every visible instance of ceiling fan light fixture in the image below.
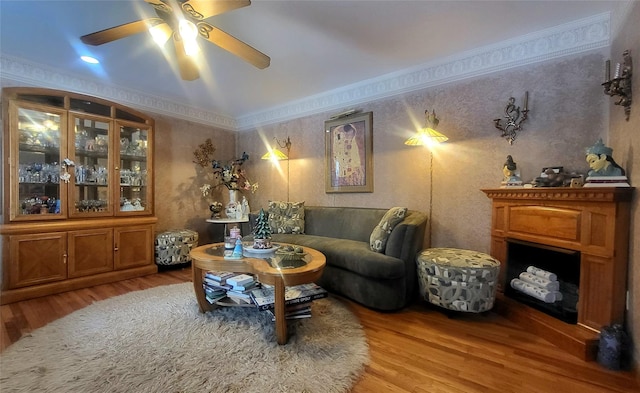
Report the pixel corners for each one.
[149,24,172,47]
[178,19,200,56]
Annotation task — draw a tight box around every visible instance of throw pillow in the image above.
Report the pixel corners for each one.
[370,207,408,253]
[268,201,305,234]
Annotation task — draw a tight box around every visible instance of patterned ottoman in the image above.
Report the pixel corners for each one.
[416,248,500,313]
[155,229,199,266]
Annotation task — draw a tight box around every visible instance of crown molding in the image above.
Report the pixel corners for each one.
[0,55,237,129]
[1,12,610,132]
[236,12,610,130]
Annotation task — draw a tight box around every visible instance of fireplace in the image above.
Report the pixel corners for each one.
[483,187,633,360]
[505,239,580,324]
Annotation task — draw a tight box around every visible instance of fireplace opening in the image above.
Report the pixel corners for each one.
[505,239,580,324]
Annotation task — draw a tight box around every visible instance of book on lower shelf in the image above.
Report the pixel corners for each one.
[250,283,328,311]
[203,271,258,305]
[265,305,312,321]
[226,274,255,287]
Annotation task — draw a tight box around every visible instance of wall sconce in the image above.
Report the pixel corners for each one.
[405,110,448,247]
[493,92,529,145]
[603,50,633,121]
[261,136,292,201]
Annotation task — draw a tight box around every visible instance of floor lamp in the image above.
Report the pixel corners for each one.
[404,110,448,247]
[261,136,292,202]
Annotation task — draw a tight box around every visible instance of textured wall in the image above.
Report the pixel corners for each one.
[238,51,608,254]
[610,0,639,369]
[152,113,236,244]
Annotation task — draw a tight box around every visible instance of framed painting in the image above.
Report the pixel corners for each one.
[324,111,373,193]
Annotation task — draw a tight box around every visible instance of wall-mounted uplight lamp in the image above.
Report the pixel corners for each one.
[261,136,292,201]
[603,50,633,121]
[405,110,448,246]
[494,92,529,145]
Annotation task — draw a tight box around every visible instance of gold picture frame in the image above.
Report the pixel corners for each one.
[324,112,373,193]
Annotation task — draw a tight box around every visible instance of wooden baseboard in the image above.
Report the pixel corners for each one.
[1,265,158,305]
[493,293,599,361]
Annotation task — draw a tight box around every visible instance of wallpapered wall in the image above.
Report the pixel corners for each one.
[610,0,639,367]
[234,51,608,252]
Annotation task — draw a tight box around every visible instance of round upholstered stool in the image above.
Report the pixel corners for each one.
[416,248,500,313]
[155,229,199,266]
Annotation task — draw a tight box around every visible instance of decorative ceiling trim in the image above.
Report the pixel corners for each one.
[236,12,611,130]
[1,12,610,132]
[0,55,237,130]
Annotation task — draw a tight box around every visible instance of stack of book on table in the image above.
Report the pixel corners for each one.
[226,274,259,305]
[250,283,328,320]
[203,272,328,318]
[203,271,259,305]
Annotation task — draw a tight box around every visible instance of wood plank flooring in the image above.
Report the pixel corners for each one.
[1,267,638,392]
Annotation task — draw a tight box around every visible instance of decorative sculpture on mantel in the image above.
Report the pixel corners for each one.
[602,50,633,121]
[494,92,529,145]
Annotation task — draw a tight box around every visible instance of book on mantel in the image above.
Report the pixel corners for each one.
[250,283,328,311]
[584,175,630,187]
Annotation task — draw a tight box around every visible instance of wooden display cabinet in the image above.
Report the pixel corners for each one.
[1,87,158,304]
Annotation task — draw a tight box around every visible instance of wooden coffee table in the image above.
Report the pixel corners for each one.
[190,242,326,345]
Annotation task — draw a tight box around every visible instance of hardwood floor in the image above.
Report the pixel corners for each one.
[1,267,638,392]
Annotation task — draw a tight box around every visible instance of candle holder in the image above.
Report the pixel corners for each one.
[602,50,633,121]
[493,92,529,145]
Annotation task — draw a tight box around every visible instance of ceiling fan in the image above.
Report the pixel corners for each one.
[80,0,270,81]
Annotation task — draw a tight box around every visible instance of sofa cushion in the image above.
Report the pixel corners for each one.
[271,234,406,279]
[370,207,407,252]
[268,200,305,234]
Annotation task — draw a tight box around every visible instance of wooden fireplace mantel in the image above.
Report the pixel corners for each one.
[482,186,634,360]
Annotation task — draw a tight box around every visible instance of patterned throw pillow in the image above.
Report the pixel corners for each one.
[369,207,408,253]
[268,201,305,234]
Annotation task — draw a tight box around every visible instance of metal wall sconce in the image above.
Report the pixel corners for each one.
[493,92,529,145]
[603,50,633,121]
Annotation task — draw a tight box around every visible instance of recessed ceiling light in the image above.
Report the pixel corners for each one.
[81,56,99,64]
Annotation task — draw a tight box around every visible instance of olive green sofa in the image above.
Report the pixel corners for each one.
[251,206,427,311]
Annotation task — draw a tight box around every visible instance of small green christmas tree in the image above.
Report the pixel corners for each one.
[253,208,271,239]
[252,208,272,249]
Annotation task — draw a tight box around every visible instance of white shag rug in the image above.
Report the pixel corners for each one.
[0,283,369,393]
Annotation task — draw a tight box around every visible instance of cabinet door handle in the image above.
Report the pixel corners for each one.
[63,253,68,264]
[114,246,119,252]
[115,166,120,170]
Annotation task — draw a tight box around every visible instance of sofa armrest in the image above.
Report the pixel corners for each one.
[384,210,427,300]
[385,210,427,261]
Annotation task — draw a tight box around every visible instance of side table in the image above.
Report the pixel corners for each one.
[206,217,250,241]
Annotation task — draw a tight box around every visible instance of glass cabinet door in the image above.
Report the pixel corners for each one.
[116,121,152,215]
[10,101,67,221]
[69,114,113,217]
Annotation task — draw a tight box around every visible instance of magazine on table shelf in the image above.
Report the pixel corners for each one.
[250,283,328,311]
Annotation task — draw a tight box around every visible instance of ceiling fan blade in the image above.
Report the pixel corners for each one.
[81,19,161,46]
[173,33,200,81]
[183,0,250,20]
[198,22,270,69]
[144,0,172,14]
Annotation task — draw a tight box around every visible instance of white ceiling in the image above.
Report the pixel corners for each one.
[0,1,629,130]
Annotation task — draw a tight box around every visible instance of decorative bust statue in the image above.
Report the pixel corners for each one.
[585,139,625,177]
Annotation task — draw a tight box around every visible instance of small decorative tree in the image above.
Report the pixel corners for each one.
[252,208,272,249]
